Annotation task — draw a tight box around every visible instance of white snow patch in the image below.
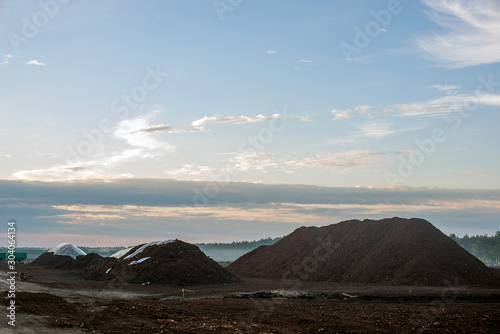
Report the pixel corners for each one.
[110,247,133,259]
[48,243,86,259]
[106,268,112,274]
[128,257,151,265]
[123,240,175,260]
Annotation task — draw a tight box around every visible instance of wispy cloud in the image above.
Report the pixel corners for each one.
[128,124,171,134]
[266,50,279,54]
[192,114,280,127]
[191,113,310,127]
[286,150,411,173]
[12,165,133,181]
[114,114,173,149]
[395,93,500,117]
[1,54,13,65]
[355,105,374,119]
[13,111,176,181]
[299,59,313,63]
[24,59,46,66]
[331,109,351,120]
[164,165,217,179]
[417,0,500,68]
[431,84,461,91]
[354,122,419,139]
[162,147,403,181]
[167,126,207,133]
[127,124,206,134]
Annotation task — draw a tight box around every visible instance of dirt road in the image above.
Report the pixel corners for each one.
[1,267,499,333]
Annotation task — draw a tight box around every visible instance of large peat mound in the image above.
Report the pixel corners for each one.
[228,217,500,287]
[83,239,238,285]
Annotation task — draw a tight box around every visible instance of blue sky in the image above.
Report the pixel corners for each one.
[1,0,499,246]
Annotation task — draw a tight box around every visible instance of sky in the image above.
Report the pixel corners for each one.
[1,0,499,247]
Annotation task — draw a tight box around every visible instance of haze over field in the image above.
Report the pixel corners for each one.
[1,0,499,246]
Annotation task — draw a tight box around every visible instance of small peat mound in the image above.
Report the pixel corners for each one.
[228,217,500,287]
[84,239,238,285]
[30,243,87,267]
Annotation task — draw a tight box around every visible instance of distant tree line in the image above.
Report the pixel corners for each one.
[450,231,500,266]
[196,237,282,261]
[195,237,282,250]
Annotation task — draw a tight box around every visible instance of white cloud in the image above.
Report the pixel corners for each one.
[192,114,280,127]
[355,105,374,119]
[128,124,171,134]
[417,0,500,68]
[127,124,206,134]
[164,165,217,179]
[231,149,411,175]
[286,150,411,173]
[299,59,313,63]
[1,54,13,65]
[13,111,179,181]
[355,122,406,139]
[331,109,351,120]
[475,93,500,106]
[24,59,46,66]
[266,50,279,54]
[191,113,310,127]
[395,93,500,117]
[114,115,172,149]
[293,115,312,122]
[12,165,133,181]
[167,126,207,133]
[432,84,461,91]
[161,148,398,181]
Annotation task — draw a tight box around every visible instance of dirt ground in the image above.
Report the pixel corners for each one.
[1,266,500,333]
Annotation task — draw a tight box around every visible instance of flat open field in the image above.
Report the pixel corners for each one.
[1,266,500,333]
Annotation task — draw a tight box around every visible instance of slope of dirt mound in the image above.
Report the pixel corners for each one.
[84,239,238,285]
[228,217,500,287]
[29,252,76,267]
[56,253,103,270]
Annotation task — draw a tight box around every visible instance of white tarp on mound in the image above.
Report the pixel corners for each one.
[123,240,175,260]
[110,240,175,259]
[48,243,86,259]
[110,247,133,259]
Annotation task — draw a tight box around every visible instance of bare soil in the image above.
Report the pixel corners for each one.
[1,265,500,333]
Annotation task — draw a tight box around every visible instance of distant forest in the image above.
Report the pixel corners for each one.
[4,233,500,265]
[450,231,500,266]
[196,237,282,261]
